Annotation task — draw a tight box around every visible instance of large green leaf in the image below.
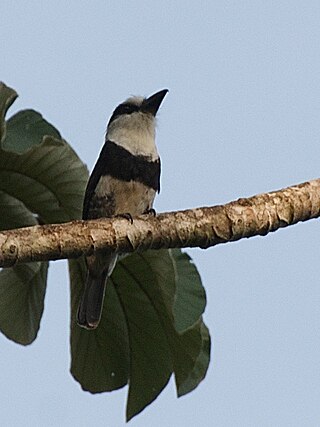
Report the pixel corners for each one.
[0,191,48,344]
[70,257,130,392]
[0,137,87,223]
[3,109,61,153]
[112,255,173,420]
[0,82,17,143]
[174,320,211,397]
[122,251,210,418]
[170,249,207,332]
[70,249,210,421]
[0,86,88,344]
[0,261,48,345]
[0,137,87,345]
[0,191,38,231]
[142,249,207,332]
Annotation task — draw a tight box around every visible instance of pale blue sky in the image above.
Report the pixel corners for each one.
[1,1,320,426]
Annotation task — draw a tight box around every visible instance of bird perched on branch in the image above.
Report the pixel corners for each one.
[77,89,168,329]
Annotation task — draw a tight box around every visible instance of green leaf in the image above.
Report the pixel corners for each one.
[123,251,210,419]
[0,82,18,143]
[0,190,48,345]
[174,320,211,397]
[0,262,48,345]
[3,109,61,153]
[170,249,207,332]
[112,256,173,420]
[70,249,210,421]
[0,136,88,223]
[70,257,130,392]
[0,106,88,344]
[0,191,38,231]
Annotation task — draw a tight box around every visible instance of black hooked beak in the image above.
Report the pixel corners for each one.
[141,89,169,116]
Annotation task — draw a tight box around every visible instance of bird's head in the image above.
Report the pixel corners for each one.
[108,89,168,127]
[106,89,168,158]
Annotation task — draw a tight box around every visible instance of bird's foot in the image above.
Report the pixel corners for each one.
[116,213,133,224]
[144,208,156,216]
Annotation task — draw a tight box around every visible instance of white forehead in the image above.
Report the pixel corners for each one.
[124,95,145,106]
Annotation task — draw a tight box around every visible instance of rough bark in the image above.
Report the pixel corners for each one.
[0,178,319,268]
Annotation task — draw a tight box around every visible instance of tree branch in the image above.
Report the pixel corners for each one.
[0,178,319,267]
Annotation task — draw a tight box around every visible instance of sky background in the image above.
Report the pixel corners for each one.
[1,1,320,426]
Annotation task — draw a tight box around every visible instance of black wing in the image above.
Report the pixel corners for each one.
[82,143,110,220]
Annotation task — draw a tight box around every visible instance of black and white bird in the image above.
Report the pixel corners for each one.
[77,89,168,329]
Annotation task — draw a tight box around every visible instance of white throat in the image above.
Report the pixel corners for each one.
[106,111,159,160]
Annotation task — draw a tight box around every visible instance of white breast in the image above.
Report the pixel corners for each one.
[95,175,156,216]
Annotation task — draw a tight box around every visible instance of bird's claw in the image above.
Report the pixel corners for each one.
[116,213,133,224]
[144,208,156,217]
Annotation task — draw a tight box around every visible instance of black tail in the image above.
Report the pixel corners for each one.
[77,272,107,329]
